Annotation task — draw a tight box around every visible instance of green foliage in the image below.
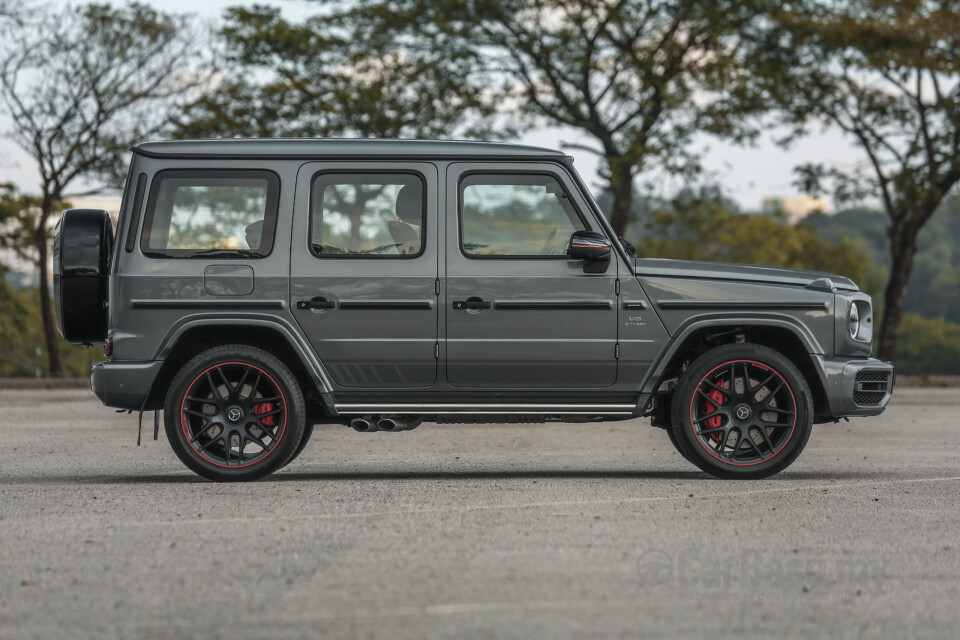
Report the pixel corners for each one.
[173,4,499,140]
[806,201,960,322]
[0,182,41,262]
[0,287,101,378]
[635,187,870,283]
[895,314,960,376]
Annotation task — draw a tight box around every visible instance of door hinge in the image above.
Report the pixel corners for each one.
[615,279,621,296]
[615,343,620,359]
[435,279,440,296]
[435,343,440,359]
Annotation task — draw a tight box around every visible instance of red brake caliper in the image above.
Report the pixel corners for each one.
[703,378,725,443]
[252,402,275,430]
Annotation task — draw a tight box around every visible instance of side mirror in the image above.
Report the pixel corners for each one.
[568,230,611,273]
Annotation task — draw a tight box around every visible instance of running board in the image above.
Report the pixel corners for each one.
[333,403,636,415]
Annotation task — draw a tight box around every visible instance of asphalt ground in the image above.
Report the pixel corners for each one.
[0,387,958,639]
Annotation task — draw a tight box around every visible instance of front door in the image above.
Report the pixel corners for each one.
[291,162,439,388]
[444,163,618,388]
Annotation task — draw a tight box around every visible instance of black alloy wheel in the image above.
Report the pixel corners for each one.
[165,345,305,481]
[669,343,813,479]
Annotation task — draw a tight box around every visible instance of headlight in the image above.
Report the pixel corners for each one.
[849,303,860,339]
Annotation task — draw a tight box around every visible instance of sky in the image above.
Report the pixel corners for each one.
[0,0,867,212]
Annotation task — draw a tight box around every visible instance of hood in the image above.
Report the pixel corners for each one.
[633,258,859,291]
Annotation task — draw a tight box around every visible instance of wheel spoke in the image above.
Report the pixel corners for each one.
[757,425,776,454]
[183,407,212,419]
[197,434,224,454]
[253,396,281,404]
[236,368,251,398]
[249,374,262,399]
[190,421,220,443]
[763,405,794,415]
[697,425,727,436]
[255,407,284,419]
[730,429,749,460]
[205,371,224,401]
[246,430,270,450]
[750,373,775,397]
[693,409,724,425]
[701,379,730,398]
[216,366,234,396]
[744,429,765,458]
[696,388,721,406]
[765,383,783,405]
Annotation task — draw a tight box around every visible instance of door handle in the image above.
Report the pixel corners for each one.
[296,296,336,310]
[452,297,490,310]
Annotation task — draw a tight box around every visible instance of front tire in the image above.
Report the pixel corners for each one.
[164,345,306,481]
[669,343,813,479]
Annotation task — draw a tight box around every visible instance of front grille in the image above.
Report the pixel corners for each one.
[856,371,889,383]
[853,370,891,406]
[853,391,886,405]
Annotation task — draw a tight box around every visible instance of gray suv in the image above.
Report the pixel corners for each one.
[53,139,894,481]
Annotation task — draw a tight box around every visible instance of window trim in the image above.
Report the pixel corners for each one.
[307,169,428,260]
[457,170,589,260]
[139,169,281,259]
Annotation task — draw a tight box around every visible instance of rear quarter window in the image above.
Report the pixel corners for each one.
[140,169,280,258]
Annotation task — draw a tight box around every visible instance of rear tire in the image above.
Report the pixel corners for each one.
[164,345,306,481]
[281,422,314,469]
[668,343,813,479]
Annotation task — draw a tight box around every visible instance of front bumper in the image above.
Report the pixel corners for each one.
[90,360,163,410]
[815,356,895,418]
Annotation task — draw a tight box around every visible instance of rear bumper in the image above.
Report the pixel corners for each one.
[90,360,163,410]
[816,356,895,418]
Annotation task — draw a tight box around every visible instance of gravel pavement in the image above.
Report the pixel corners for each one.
[1,387,958,639]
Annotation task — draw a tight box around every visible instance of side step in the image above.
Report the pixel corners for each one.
[333,404,636,416]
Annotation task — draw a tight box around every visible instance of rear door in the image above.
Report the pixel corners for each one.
[290,162,439,388]
[444,163,618,388]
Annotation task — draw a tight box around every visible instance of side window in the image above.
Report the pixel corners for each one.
[311,173,425,257]
[140,170,280,258]
[460,173,585,257]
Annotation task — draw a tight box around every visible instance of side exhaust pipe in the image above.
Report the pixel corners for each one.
[376,416,422,432]
[350,416,377,432]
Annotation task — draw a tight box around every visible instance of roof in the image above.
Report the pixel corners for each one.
[132,138,568,160]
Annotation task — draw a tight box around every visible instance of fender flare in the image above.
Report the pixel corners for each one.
[151,313,335,394]
[635,312,830,411]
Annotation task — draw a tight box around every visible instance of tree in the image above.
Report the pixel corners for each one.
[0,2,206,376]
[173,5,501,139]
[752,0,960,361]
[341,0,768,236]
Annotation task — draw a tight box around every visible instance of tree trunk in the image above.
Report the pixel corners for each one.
[36,196,62,378]
[607,161,634,238]
[877,220,919,363]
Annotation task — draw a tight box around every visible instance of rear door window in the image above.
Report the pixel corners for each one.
[140,170,280,258]
[310,172,425,257]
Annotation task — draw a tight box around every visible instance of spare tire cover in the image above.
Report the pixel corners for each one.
[54,209,113,344]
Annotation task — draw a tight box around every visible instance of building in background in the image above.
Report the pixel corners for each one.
[761,195,831,224]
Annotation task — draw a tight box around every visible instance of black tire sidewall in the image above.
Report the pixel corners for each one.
[164,345,306,481]
[669,343,813,479]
